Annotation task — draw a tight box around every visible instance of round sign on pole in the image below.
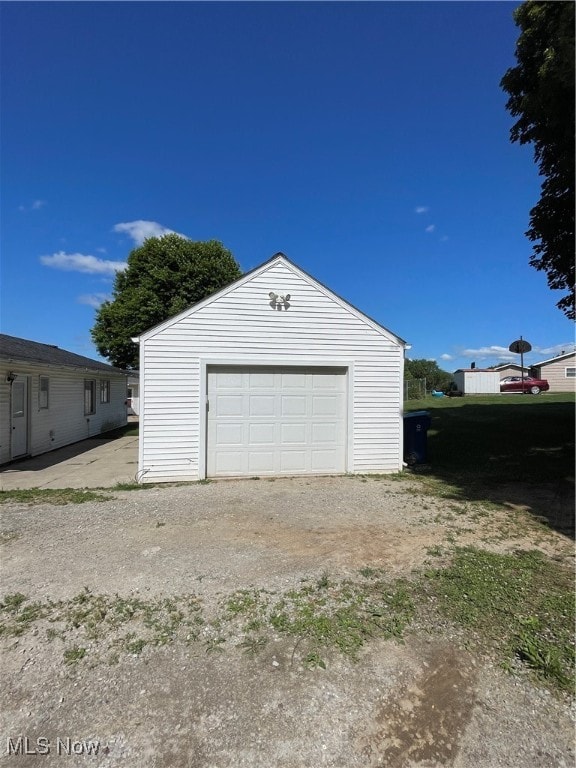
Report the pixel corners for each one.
[509,339,532,354]
[508,338,532,394]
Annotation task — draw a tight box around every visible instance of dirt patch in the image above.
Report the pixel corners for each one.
[359,645,478,766]
[0,476,573,767]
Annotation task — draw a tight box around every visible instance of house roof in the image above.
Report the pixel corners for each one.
[0,334,126,375]
[491,363,528,371]
[454,368,500,373]
[531,350,576,367]
[136,252,408,346]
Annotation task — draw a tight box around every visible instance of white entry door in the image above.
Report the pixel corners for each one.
[207,366,347,477]
[11,378,29,458]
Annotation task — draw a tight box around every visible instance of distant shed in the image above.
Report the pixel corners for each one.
[453,369,500,394]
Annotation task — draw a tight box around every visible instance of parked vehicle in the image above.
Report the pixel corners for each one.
[444,382,463,397]
[500,376,549,394]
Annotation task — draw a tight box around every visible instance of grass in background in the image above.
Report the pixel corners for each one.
[93,422,139,440]
[405,393,574,484]
[404,394,574,533]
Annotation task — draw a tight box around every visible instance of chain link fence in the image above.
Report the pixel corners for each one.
[404,378,426,400]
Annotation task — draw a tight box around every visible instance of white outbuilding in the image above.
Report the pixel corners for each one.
[136,253,408,483]
[453,368,501,394]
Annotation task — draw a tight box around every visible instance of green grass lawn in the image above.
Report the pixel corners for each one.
[93,422,139,440]
[405,393,575,532]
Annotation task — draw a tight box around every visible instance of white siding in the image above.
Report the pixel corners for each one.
[139,259,405,483]
[454,371,500,394]
[0,375,10,465]
[0,363,127,465]
[127,378,140,415]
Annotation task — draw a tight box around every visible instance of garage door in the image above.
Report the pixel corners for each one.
[207,366,347,477]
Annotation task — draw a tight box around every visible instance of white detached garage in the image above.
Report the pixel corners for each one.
[137,254,407,483]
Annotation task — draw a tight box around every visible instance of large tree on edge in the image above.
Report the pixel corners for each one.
[501,0,575,319]
[91,235,242,369]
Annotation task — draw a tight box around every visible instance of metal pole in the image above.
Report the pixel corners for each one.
[520,336,525,394]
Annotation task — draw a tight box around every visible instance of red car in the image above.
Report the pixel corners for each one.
[500,376,549,394]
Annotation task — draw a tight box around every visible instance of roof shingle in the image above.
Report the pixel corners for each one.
[0,334,126,374]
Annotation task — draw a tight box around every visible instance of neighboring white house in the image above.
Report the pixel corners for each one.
[453,369,500,394]
[127,372,140,416]
[0,334,127,464]
[136,253,407,483]
[530,350,576,392]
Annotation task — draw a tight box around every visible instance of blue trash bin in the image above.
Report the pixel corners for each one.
[403,410,431,465]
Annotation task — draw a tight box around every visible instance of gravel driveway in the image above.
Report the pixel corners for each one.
[1,476,573,767]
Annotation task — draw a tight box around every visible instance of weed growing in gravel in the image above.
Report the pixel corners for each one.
[0,590,204,658]
[0,488,111,505]
[358,567,379,579]
[1,593,27,611]
[316,572,330,589]
[204,636,226,653]
[0,593,53,636]
[304,651,326,669]
[125,637,148,655]
[267,576,415,665]
[225,589,262,616]
[238,636,268,657]
[0,530,20,544]
[63,645,87,664]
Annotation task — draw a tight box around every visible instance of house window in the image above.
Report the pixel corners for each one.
[39,376,49,409]
[566,367,576,378]
[84,380,96,415]
[100,379,111,404]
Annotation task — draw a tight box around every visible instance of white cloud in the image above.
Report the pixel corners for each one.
[460,342,575,364]
[113,220,185,246]
[440,353,454,361]
[40,251,127,276]
[425,224,436,233]
[19,199,47,212]
[533,342,575,357]
[461,345,517,363]
[77,293,111,309]
[415,206,429,214]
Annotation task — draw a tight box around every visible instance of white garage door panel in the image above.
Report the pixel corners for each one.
[207,366,347,477]
[311,450,338,471]
[217,396,243,416]
[216,424,243,445]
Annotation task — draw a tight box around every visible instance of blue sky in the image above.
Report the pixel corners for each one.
[1,1,573,371]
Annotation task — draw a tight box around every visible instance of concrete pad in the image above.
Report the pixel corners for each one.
[0,435,139,490]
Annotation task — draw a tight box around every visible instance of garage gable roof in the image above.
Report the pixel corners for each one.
[137,252,407,346]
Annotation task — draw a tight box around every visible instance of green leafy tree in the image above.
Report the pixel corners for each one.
[501,1,575,319]
[91,236,242,368]
[404,359,453,393]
